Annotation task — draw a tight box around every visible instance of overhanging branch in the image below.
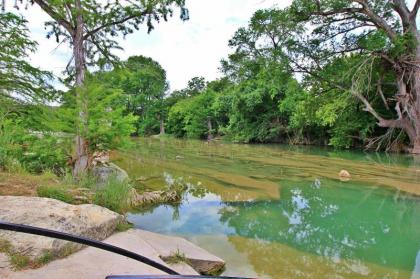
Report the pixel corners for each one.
[33,0,74,34]
[83,10,149,40]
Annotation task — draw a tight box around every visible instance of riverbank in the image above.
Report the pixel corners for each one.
[0,196,225,278]
[0,167,183,214]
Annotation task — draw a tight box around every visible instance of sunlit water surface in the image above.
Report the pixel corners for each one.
[114,137,420,279]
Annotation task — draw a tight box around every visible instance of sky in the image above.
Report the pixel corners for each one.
[16,0,292,91]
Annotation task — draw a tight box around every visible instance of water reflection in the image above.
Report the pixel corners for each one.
[119,138,420,279]
[128,175,420,278]
[219,179,420,278]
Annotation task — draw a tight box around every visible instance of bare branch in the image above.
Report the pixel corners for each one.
[377,77,390,110]
[411,0,420,20]
[353,91,383,121]
[33,0,74,34]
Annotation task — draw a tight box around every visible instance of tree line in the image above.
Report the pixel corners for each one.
[164,1,420,154]
[1,0,419,177]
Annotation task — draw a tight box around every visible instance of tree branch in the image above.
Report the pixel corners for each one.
[352,91,383,121]
[392,0,411,25]
[83,10,149,40]
[377,76,390,110]
[353,0,398,40]
[411,0,420,20]
[33,0,74,34]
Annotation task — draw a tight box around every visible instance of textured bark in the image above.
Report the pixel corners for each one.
[72,0,89,177]
[160,118,165,135]
[356,1,420,153]
[413,138,420,154]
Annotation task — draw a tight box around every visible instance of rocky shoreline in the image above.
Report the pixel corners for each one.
[0,196,225,278]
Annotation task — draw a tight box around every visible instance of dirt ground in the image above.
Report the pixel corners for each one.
[0,172,60,197]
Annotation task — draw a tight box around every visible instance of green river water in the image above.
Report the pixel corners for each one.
[114,137,420,279]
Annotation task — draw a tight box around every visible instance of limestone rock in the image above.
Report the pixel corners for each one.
[0,196,123,260]
[134,229,225,275]
[127,189,181,207]
[339,170,351,181]
[91,163,129,184]
[1,229,214,278]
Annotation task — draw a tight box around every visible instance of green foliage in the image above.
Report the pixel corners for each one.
[59,74,138,153]
[226,62,293,143]
[37,185,74,204]
[164,249,190,265]
[93,177,133,213]
[107,56,168,135]
[0,239,12,254]
[0,238,30,270]
[35,251,53,266]
[0,13,67,174]
[0,116,69,174]
[9,253,30,270]
[115,221,134,232]
[167,90,216,139]
[0,13,55,102]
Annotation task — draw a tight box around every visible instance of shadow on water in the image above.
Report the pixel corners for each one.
[116,137,420,278]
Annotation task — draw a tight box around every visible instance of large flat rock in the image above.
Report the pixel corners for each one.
[0,196,224,278]
[0,196,124,259]
[0,229,224,278]
[135,229,225,275]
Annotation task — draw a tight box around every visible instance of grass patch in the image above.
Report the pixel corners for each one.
[116,221,134,232]
[93,177,132,213]
[56,243,81,259]
[0,239,12,254]
[0,243,61,270]
[163,249,190,265]
[37,185,74,203]
[35,251,53,266]
[9,253,30,270]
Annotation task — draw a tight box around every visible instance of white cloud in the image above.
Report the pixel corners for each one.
[18,0,292,91]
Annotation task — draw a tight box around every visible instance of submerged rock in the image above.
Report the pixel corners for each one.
[339,170,351,181]
[0,196,123,260]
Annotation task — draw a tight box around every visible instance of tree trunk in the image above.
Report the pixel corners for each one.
[160,118,165,135]
[72,0,89,177]
[413,137,420,154]
[380,21,420,154]
[207,117,213,141]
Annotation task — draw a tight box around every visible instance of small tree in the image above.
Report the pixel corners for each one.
[59,74,138,156]
[4,0,189,176]
[0,12,54,103]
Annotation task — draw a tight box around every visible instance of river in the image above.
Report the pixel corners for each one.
[114,137,420,279]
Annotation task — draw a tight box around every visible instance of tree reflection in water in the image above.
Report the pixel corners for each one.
[219,180,420,278]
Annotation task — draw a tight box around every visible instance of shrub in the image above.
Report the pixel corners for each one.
[0,118,69,174]
[115,221,134,232]
[37,185,74,204]
[93,177,133,213]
